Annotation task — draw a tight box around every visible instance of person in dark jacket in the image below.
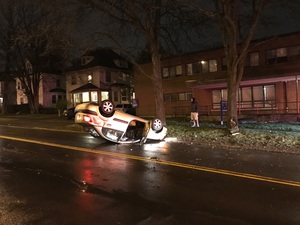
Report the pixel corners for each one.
[190,97,199,127]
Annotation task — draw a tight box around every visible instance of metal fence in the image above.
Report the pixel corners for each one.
[170,100,300,121]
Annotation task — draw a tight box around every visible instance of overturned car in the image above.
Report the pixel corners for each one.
[74,100,167,144]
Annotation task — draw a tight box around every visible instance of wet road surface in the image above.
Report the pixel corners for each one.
[0,126,300,225]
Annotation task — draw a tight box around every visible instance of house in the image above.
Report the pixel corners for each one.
[65,48,134,109]
[15,74,66,110]
[0,57,65,113]
[135,32,300,122]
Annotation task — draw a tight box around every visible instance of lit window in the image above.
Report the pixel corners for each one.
[74,93,80,104]
[212,89,227,109]
[209,59,217,72]
[82,92,89,102]
[178,92,192,101]
[253,86,264,108]
[186,64,193,75]
[277,48,287,57]
[176,65,182,76]
[101,91,109,101]
[88,74,92,82]
[91,91,98,103]
[178,93,185,101]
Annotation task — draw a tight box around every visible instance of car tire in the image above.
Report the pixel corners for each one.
[100,100,115,117]
[152,118,163,132]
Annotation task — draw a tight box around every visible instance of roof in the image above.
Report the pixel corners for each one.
[68,48,133,72]
[70,83,100,93]
[49,87,66,93]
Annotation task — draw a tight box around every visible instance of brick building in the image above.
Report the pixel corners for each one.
[135,32,300,122]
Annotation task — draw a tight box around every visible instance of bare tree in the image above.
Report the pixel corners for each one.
[185,0,270,133]
[0,0,74,114]
[0,0,18,114]
[216,0,269,133]
[76,0,200,125]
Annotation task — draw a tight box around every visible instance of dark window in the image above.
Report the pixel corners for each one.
[171,94,178,102]
[71,75,76,85]
[52,95,56,104]
[106,71,111,83]
[221,57,227,71]
[288,45,300,61]
[163,94,171,102]
[266,48,287,64]
[186,62,201,75]
[162,65,183,78]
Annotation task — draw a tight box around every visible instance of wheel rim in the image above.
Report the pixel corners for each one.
[103,101,113,113]
[153,119,162,130]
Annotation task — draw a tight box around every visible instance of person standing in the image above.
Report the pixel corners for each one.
[190,97,199,127]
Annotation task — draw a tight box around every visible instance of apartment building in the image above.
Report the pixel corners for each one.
[135,32,300,121]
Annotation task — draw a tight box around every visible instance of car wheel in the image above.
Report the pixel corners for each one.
[152,118,163,132]
[100,100,115,116]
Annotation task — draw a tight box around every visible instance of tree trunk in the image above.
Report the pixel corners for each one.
[1,78,9,115]
[27,92,40,114]
[151,47,166,125]
[227,67,239,134]
[2,53,11,115]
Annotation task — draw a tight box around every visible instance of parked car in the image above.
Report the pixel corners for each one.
[74,100,167,144]
[115,103,136,115]
[63,107,75,120]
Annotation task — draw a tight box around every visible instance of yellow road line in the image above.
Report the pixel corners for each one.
[1,135,300,188]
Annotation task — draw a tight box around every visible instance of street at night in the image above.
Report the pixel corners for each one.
[0,125,299,225]
[1,1,300,224]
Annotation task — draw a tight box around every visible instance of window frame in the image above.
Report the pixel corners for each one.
[212,85,276,110]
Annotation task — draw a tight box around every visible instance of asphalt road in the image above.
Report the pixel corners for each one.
[0,124,300,225]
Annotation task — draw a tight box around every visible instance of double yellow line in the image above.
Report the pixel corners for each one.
[1,134,300,188]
